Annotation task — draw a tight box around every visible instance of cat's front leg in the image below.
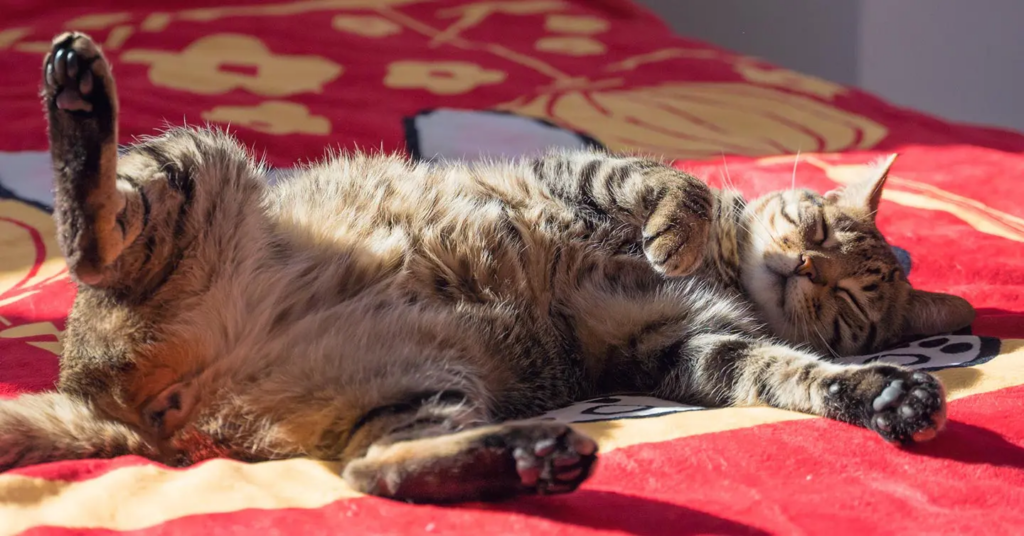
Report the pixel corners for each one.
[43,32,125,286]
[659,335,947,444]
[529,154,714,277]
[817,364,946,443]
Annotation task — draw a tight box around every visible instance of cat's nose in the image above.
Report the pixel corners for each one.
[794,255,821,283]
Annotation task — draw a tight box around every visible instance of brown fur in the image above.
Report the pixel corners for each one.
[0,33,974,503]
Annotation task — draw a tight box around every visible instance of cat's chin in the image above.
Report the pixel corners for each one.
[740,263,789,334]
[741,262,826,349]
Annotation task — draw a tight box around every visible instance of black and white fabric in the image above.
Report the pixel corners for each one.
[535,335,1001,424]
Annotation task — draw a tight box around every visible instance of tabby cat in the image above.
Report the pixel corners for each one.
[0,33,974,503]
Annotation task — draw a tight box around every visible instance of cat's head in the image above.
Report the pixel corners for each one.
[738,154,975,356]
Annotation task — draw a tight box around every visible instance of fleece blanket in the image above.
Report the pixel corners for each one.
[1,0,1023,534]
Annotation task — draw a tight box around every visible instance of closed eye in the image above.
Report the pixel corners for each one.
[862,283,879,292]
[807,214,830,246]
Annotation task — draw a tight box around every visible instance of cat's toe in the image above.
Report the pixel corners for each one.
[509,424,597,495]
[867,371,946,445]
[640,180,713,278]
[642,218,711,277]
[43,32,108,114]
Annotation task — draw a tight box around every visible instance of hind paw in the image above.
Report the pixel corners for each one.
[43,32,112,114]
[509,423,598,495]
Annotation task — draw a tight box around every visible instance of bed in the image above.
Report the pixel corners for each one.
[1,1,1023,534]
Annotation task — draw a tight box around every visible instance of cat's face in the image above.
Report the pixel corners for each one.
[739,155,975,356]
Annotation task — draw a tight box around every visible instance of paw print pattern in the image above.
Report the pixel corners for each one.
[532,395,702,423]
[841,335,1000,371]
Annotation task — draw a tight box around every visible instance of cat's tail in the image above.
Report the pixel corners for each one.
[0,391,156,472]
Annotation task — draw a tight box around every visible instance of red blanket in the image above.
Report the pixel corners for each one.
[1,1,1023,534]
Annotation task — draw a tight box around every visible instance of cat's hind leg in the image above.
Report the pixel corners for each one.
[343,421,598,503]
[43,32,127,286]
[328,389,597,503]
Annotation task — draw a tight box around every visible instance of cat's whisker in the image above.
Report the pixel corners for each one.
[791,149,801,191]
[746,205,782,244]
[734,219,757,237]
[719,152,739,192]
[812,324,842,359]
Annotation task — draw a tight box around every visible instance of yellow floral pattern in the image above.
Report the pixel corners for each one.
[385,60,506,95]
[0,200,66,310]
[332,15,402,38]
[0,0,894,154]
[202,102,331,135]
[501,83,887,160]
[535,36,605,56]
[734,60,847,100]
[0,199,68,356]
[544,14,609,34]
[121,34,343,96]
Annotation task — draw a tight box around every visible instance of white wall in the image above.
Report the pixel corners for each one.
[636,0,1024,133]
[858,0,1024,132]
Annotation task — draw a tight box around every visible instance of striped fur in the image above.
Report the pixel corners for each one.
[0,33,973,503]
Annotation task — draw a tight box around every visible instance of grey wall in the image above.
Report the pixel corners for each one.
[859,0,1024,132]
[636,0,1024,133]
[637,0,860,86]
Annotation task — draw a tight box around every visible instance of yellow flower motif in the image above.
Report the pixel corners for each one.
[201,101,331,135]
[535,36,605,56]
[735,60,846,100]
[0,199,66,311]
[0,321,64,355]
[500,82,887,160]
[544,15,609,34]
[122,34,342,97]
[63,12,132,30]
[332,15,402,38]
[385,61,506,95]
[0,28,30,49]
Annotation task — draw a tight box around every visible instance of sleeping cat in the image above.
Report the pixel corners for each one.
[0,33,974,503]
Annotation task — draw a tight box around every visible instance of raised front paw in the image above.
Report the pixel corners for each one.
[642,183,713,277]
[43,32,113,114]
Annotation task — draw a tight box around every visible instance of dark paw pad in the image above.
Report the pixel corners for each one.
[509,424,598,495]
[44,33,107,113]
[868,371,946,444]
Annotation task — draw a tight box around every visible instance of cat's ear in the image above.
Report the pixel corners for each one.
[903,289,975,338]
[824,153,898,219]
